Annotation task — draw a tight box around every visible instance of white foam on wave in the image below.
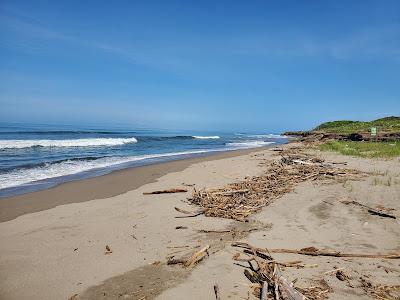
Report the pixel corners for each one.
[226,141,275,148]
[0,149,225,190]
[192,136,220,139]
[0,137,138,149]
[246,134,286,138]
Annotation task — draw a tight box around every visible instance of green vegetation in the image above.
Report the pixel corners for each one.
[314,116,400,134]
[319,140,400,158]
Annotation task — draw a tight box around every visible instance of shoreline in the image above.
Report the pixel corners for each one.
[0,146,272,223]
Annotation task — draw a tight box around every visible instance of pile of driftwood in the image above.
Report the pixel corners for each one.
[231,242,329,300]
[232,242,400,300]
[189,151,363,221]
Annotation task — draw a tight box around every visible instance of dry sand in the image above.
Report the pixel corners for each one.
[0,144,399,299]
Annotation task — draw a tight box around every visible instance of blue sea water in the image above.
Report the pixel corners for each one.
[0,123,287,197]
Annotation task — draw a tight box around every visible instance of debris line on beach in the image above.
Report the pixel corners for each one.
[188,149,363,221]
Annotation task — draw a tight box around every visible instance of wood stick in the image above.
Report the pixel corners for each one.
[268,248,400,259]
[197,229,232,233]
[273,264,305,300]
[174,207,194,214]
[175,211,204,218]
[260,281,268,300]
[143,188,187,195]
[341,200,396,219]
[213,284,221,300]
[232,242,400,259]
[184,245,210,268]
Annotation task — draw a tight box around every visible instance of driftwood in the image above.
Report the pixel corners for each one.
[105,245,112,255]
[211,189,249,196]
[341,200,396,219]
[213,284,220,300]
[174,206,204,218]
[168,245,210,268]
[260,281,268,300]
[360,277,400,300]
[188,150,364,221]
[175,226,188,230]
[232,242,310,299]
[143,188,187,195]
[197,229,232,233]
[174,207,194,214]
[184,245,210,267]
[273,264,305,300]
[232,243,400,259]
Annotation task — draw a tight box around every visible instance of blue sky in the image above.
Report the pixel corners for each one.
[0,1,399,132]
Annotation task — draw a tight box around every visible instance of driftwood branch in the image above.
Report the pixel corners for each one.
[174,207,204,218]
[213,284,220,300]
[184,245,210,267]
[341,200,396,219]
[232,242,400,259]
[143,188,187,195]
[168,245,210,268]
[273,264,305,300]
[260,281,268,300]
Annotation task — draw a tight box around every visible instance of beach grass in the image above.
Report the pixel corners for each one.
[313,116,400,134]
[319,140,400,158]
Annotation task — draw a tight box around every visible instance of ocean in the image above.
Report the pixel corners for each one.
[0,123,287,197]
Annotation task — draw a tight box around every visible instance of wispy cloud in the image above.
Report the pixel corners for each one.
[0,9,186,71]
[1,7,399,78]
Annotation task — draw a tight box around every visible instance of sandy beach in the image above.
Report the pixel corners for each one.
[0,143,399,300]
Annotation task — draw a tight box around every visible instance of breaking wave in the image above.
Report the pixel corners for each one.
[245,134,286,138]
[192,136,220,139]
[225,141,275,148]
[0,137,138,149]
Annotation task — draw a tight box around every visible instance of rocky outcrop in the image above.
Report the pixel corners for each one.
[283,131,400,142]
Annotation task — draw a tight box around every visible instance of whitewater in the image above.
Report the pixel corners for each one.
[0,137,138,149]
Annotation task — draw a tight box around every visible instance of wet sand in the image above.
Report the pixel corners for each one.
[0,147,265,222]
